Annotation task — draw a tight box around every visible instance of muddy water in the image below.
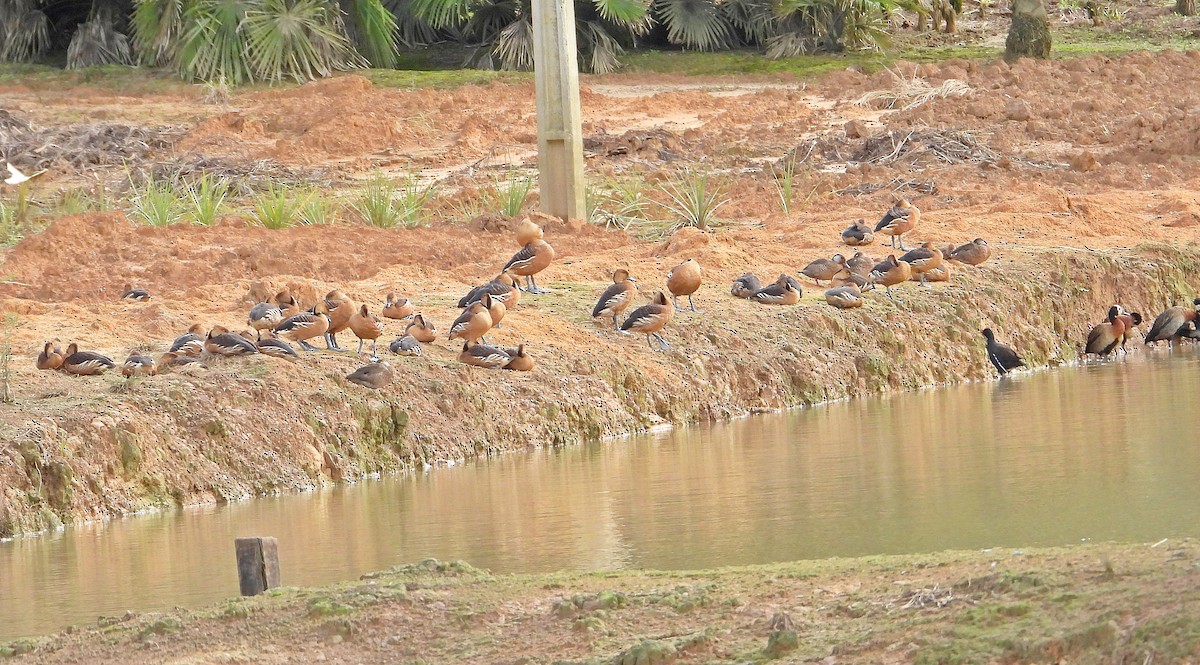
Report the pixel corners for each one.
[5,351,1200,639]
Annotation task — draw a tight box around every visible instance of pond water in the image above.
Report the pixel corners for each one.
[4,350,1200,639]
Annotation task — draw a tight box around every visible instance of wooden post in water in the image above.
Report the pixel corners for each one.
[235,537,280,596]
[531,0,586,221]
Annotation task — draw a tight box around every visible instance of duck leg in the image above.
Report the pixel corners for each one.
[372,339,378,357]
[326,332,344,351]
[298,339,318,352]
[356,338,365,354]
[612,316,620,332]
[654,333,670,351]
[890,235,897,249]
[688,295,702,314]
[645,335,655,350]
[885,286,905,305]
[527,276,546,295]
[919,272,928,287]
[672,295,684,312]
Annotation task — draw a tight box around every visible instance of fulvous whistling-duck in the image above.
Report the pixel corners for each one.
[1145,298,1200,346]
[982,328,1025,376]
[666,258,702,312]
[382,292,415,320]
[121,284,151,301]
[1115,310,1143,351]
[731,273,761,299]
[458,272,521,309]
[825,284,864,309]
[911,263,950,283]
[158,351,206,369]
[750,274,802,305]
[899,242,944,286]
[845,251,874,277]
[389,335,423,356]
[346,360,392,390]
[621,291,674,351]
[248,302,284,332]
[835,273,874,290]
[1085,306,1126,357]
[405,314,436,344]
[121,353,157,378]
[169,323,206,356]
[62,343,115,376]
[251,330,298,358]
[323,290,355,351]
[874,199,920,250]
[868,255,912,302]
[482,292,507,327]
[36,341,63,370]
[205,326,258,356]
[349,304,384,356]
[515,217,544,246]
[841,220,874,246]
[274,302,331,352]
[458,341,512,369]
[593,268,638,330]
[449,302,494,345]
[500,344,533,371]
[948,238,991,266]
[503,239,555,294]
[801,254,849,286]
[278,295,301,319]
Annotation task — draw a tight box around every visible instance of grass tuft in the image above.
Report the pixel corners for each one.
[185,174,229,226]
[658,169,729,232]
[251,183,307,230]
[129,177,183,227]
[351,172,436,229]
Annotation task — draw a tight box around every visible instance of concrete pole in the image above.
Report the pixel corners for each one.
[531,0,586,221]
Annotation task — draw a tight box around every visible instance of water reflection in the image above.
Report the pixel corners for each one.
[3,351,1200,639]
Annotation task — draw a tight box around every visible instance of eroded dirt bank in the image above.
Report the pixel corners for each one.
[4,50,1200,535]
[7,540,1200,663]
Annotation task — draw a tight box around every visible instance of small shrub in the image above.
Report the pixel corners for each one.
[0,203,22,246]
[593,177,652,232]
[185,174,228,226]
[299,189,338,225]
[352,172,435,229]
[497,171,533,217]
[129,177,183,227]
[251,183,306,229]
[658,169,729,232]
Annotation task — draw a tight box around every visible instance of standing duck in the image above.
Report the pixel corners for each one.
[482,292,507,327]
[898,242,944,286]
[458,272,522,309]
[948,238,991,266]
[248,301,285,332]
[449,302,494,345]
[121,284,151,301]
[1085,306,1126,358]
[845,251,874,278]
[36,341,64,370]
[382,293,415,320]
[824,284,864,309]
[457,342,512,369]
[666,258,703,312]
[841,220,874,246]
[346,360,393,390]
[61,343,115,376]
[389,336,423,356]
[620,291,674,351]
[750,274,802,305]
[274,302,331,352]
[405,314,436,344]
[323,290,356,351]
[205,326,258,356]
[169,323,206,356]
[121,353,157,378]
[503,239,555,294]
[874,199,920,250]
[1144,298,1200,346]
[730,273,762,299]
[982,328,1025,377]
[500,344,534,371]
[592,268,638,330]
[868,255,912,301]
[801,254,849,286]
[349,304,384,356]
[1115,310,1143,351]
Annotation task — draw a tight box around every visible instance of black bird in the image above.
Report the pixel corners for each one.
[981,328,1024,377]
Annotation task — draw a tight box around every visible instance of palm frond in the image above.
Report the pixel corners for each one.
[243,0,360,82]
[720,0,774,45]
[0,0,50,63]
[654,0,735,51]
[408,0,474,29]
[577,20,623,73]
[463,0,520,43]
[592,0,650,24]
[178,0,253,83]
[131,0,184,65]
[67,16,135,68]
[493,14,533,70]
[381,0,441,46]
[343,0,399,67]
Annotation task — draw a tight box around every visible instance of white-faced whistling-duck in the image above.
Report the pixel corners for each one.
[346,360,392,390]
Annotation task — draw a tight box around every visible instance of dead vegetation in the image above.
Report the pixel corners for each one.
[0,110,180,173]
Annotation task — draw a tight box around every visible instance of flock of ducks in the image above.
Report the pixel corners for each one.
[30,202,1200,386]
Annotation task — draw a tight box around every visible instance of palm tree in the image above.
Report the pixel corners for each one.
[1005,0,1049,61]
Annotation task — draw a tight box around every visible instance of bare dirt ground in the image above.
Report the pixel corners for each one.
[4,24,1200,661]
